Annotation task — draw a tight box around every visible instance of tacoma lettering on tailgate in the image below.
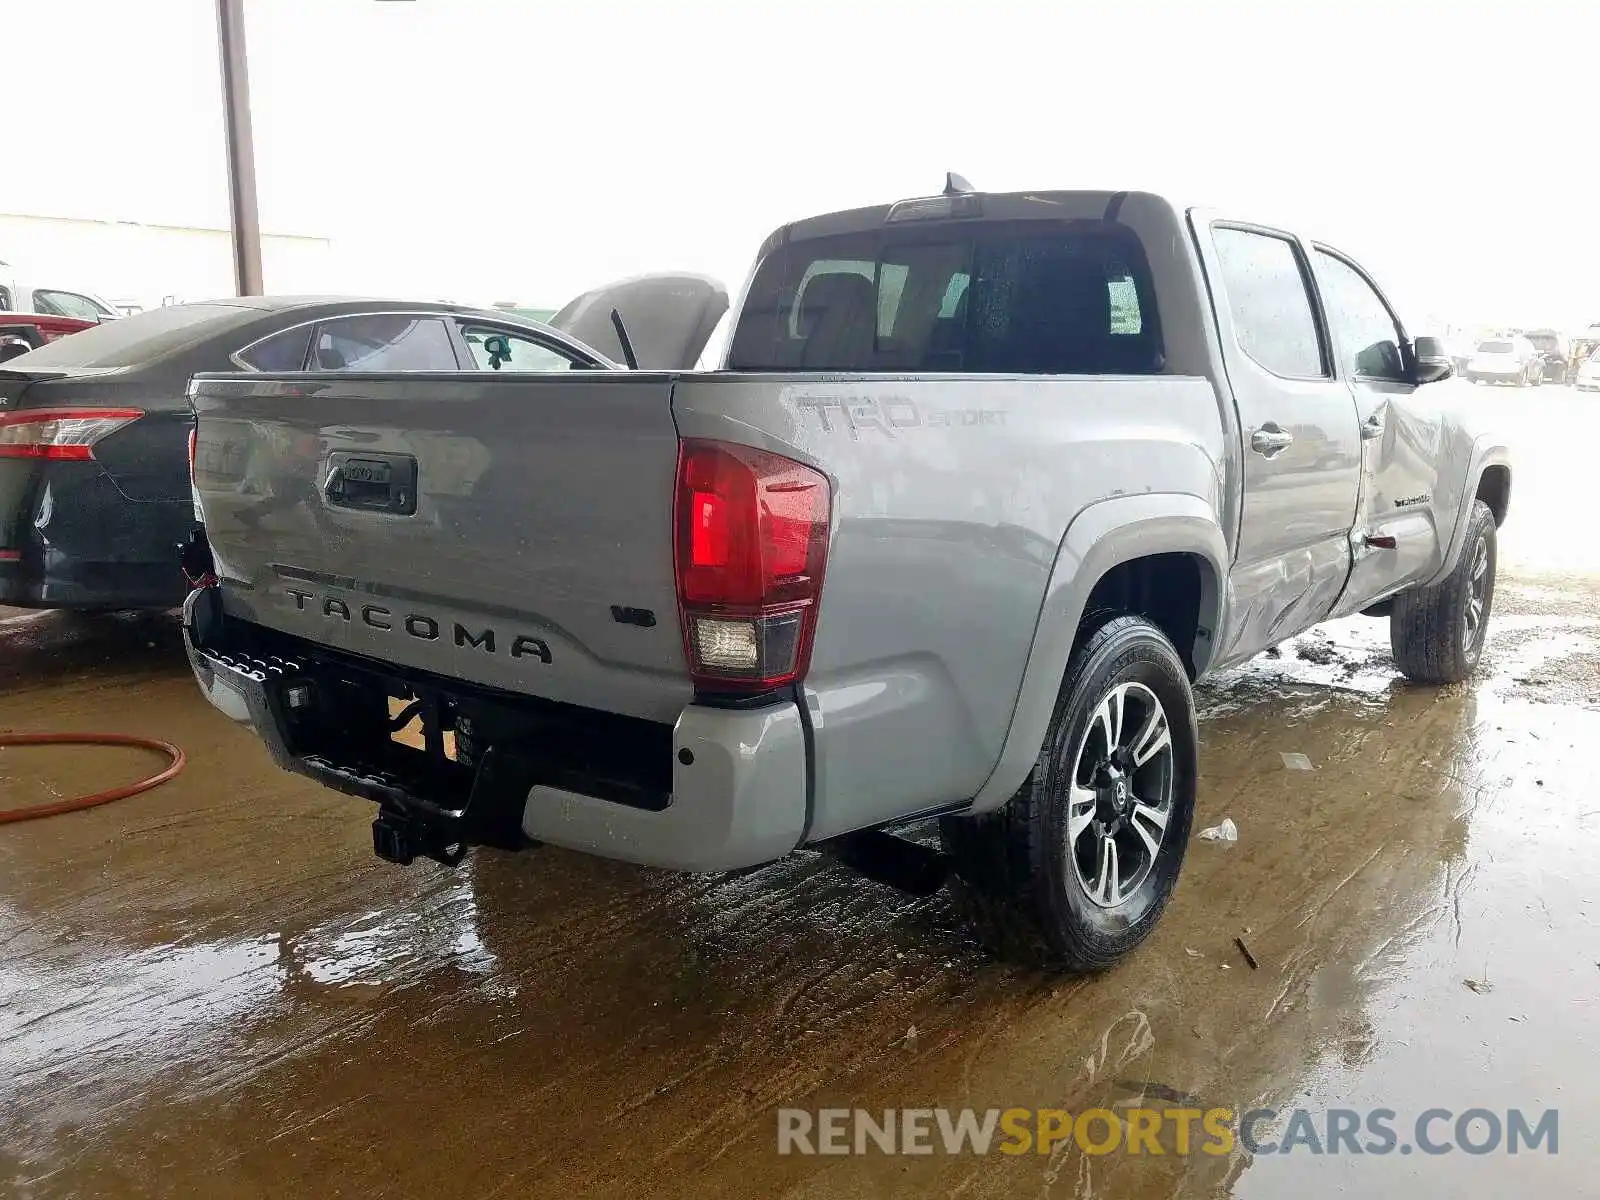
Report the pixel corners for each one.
[284,589,553,663]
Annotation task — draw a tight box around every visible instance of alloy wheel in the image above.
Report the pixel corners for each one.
[1464,535,1490,654]
[1067,682,1176,909]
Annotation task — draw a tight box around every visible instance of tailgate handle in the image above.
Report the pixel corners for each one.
[324,452,418,515]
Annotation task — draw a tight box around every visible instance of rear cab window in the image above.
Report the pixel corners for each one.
[727,221,1163,374]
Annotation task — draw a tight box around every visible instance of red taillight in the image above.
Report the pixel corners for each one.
[188,425,198,482]
[675,438,831,691]
[0,408,143,461]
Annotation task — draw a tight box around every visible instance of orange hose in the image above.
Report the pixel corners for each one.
[0,732,186,824]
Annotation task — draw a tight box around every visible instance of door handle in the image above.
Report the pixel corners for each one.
[1361,414,1384,440]
[1250,424,1294,457]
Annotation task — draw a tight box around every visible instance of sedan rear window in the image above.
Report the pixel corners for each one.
[4,302,255,369]
[728,221,1163,374]
[1477,340,1513,353]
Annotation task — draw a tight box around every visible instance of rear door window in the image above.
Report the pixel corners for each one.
[1210,227,1327,378]
[728,221,1163,374]
[310,314,460,371]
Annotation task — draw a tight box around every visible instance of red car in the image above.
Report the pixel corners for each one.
[0,313,96,362]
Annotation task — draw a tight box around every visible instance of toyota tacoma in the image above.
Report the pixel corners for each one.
[180,181,1511,970]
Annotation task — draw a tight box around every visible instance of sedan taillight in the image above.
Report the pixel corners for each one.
[0,408,144,460]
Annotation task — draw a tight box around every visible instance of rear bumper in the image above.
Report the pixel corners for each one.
[182,589,809,873]
[0,460,191,609]
[0,558,191,609]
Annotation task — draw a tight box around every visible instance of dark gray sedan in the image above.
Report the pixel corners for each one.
[0,297,621,611]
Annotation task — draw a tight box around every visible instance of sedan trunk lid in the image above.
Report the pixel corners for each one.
[548,273,727,370]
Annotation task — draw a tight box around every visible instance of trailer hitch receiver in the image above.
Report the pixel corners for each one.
[372,807,469,867]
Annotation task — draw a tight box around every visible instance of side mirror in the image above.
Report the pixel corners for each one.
[1410,335,1454,385]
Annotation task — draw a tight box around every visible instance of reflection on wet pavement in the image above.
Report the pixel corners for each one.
[2,390,1597,1197]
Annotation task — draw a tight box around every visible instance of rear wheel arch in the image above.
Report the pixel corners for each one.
[967,495,1228,815]
[1073,551,1220,680]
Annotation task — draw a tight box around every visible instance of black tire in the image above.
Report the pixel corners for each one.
[940,615,1198,971]
[1390,499,1497,684]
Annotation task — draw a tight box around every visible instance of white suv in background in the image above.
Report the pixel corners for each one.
[1465,335,1541,386]
[1576,349,1600,393]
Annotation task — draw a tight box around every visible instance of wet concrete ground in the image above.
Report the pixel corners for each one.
[2,386,1597,1198]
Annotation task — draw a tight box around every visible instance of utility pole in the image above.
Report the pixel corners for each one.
[215,0,263,295]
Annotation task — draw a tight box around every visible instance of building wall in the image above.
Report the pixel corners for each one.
[0,213,335,310]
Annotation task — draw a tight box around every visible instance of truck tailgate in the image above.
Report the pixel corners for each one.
[189,372,692,723]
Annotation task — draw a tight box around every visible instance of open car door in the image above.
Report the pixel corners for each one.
[548,273,727,370]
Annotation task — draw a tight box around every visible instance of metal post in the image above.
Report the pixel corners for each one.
[215,0,264,295]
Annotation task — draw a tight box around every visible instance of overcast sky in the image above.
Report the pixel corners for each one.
[7,0,1598,329]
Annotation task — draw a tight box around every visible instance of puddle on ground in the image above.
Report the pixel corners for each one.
[3,403,1599,1197]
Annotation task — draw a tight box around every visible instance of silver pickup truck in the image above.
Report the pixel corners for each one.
[181,183,1511,971]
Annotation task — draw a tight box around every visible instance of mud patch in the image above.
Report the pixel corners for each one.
[1202,604,1600,715]
[1488,625,1600,709]
[1202,618,1401,711]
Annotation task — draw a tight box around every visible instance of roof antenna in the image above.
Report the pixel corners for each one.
[943,172,976,196]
